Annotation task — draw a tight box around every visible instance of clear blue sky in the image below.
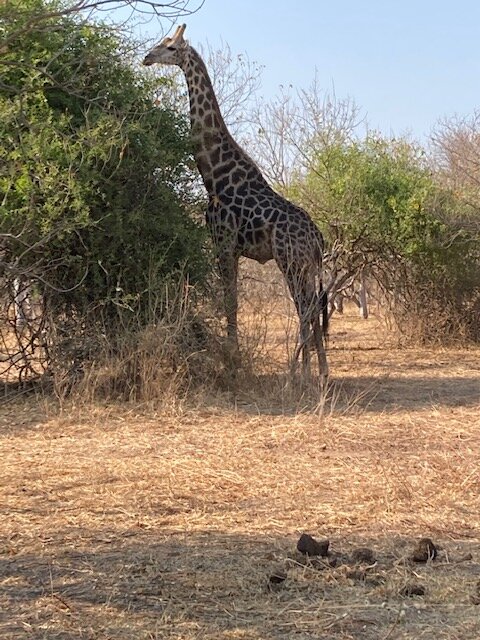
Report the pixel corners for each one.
[138,0,480,140]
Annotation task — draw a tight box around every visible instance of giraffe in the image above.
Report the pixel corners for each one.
[143,24,329,382]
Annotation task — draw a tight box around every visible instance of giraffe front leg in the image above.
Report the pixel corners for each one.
[218,253,241,370]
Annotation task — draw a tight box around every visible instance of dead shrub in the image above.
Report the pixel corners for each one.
[388,275,480,347]
[47,284,228,406]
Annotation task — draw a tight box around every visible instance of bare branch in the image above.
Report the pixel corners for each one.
[246,73,363,188]
[0,1,206,55]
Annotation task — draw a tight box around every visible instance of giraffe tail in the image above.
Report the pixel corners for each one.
[319,282,329,342]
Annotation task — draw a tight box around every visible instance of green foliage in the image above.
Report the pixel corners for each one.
[0,0,209,325]
[289,135,480,341]
[291,138,441,259]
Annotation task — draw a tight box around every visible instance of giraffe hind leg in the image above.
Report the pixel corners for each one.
[300,315,312,378]
[290,296,313,379]
[312,315,329,386]
[295,291,328,385]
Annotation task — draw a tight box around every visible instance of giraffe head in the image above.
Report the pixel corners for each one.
[142,24,188,67]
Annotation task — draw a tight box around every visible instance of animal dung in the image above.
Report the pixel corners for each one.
[296,533,330,557]
[350,547,377,565]
[269,568,287,586]
[411,538,438,563]
[400,583,426,597]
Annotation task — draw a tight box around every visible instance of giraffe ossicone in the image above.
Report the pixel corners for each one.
[143,24,329,383]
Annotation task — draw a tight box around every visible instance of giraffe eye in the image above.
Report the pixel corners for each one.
[166,46,176,51]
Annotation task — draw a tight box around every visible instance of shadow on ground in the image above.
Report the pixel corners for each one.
[327,373,480,412]
[1,528,480,640]
[231,370,480,415]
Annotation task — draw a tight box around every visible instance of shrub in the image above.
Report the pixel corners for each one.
[0,0,211,382]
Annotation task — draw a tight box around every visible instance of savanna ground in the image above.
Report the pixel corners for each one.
[1,266,480,639]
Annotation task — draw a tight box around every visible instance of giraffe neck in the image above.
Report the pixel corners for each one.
[181,46,243,193]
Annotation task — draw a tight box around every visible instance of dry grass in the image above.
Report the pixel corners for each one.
[1,291,480,639]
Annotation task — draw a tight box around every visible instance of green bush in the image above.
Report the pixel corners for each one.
[0,0,209,328]
[288,136,480,342]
